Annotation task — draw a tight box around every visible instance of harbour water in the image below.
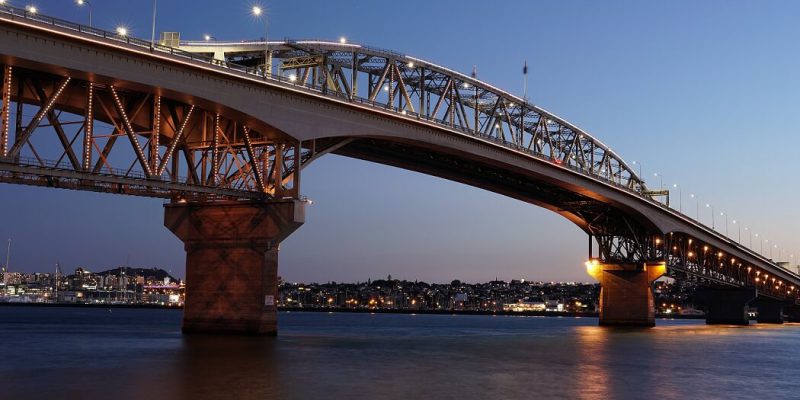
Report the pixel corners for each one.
[1,306,798,399]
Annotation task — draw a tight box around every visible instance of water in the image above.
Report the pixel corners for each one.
[0,307,798,399]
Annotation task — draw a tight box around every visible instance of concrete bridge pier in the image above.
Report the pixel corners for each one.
[701,287,756,325]
[754,298,786,324]
[586,261,665,327]
[165,200,304,335]
[785,305,800,323]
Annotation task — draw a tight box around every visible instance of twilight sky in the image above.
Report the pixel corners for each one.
[1,0,799,283]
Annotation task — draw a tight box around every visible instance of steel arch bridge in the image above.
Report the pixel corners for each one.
[0,6,797,330]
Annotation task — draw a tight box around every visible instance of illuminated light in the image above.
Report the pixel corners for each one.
[494,124,500,129]
[673,246,678,251]
[688,251,694,257]
[407,61,414,68]
[204,34,212,41]
[116,26,128,36]
[383,84,389,91]
[509,102,515,108]
[339,37,347,44]
[288,73,297,82]
[718,251,723,258]
[688,239,693,244]
[730,258,735,263]
[703,246,709,252]
[401,110,407,115]
[251,5,262,16]
[755,278,760,283]
[655,238,661,245]
[27,5,37,13]
[585,259,601,280]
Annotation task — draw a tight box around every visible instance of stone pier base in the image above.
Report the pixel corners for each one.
[701,287,756,325]
[754,298,786,324]
[165,200,304,335]
[587,261,665,327]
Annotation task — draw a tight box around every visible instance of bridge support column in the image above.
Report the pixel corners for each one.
[586,261,665,327]
[701,287,756,325]
[785,305,800,323]
[165,200,304,335]
[754,298,786,324]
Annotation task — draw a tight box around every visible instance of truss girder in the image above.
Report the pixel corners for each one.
[0,67,307,202]
[226,41,646,194]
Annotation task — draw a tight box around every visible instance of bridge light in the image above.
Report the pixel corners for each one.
[383,84,389,92]
[116,26,128,36]
[339,37,347,44]
[252,5,263,16]
[755,277,760,283]
[204,34,212,41]
[655,238,661,245]
[401,110,407,115]
[688,251,694,258]
[462,82,469,88]
[26,5,37,13]
[407,61,414,68]
[288,73,297,82]
[747,266,752,272]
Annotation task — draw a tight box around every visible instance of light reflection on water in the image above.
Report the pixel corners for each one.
[1,307,799,399]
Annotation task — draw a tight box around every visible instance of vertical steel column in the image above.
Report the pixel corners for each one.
[272,143,284,197]
[0,66,11,157]
[351,52,358,100]
[292,141,301,197]
[418,67,425,118]
[151,95,161,174]
[388,60,394,110]
[82,82,94,171]
[210,114,219,186]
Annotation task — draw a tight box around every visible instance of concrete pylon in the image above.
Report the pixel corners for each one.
[754,297,787,324]
[165,200,304,335]
[586,261,666,327]
[701,287,756,325]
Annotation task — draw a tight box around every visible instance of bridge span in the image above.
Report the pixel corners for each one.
[0,6,797,333]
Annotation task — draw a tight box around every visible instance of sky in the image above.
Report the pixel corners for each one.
[1,0,799,283]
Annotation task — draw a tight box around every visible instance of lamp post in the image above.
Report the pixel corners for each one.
[632,161,642,179]
[76,0,92,27]
[744,226,751,248]
[732,220,740,243]
[706,203,714,229]
[672,183,682,212]
[720,212,728,237]
[151,0,157,46]
[690,194,698,220]
[653,172,663,190]
[252,5,270,77]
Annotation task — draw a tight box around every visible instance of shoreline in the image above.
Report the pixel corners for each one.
[0,302,707,319]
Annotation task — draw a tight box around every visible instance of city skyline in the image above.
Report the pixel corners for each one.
[0,0,798,283]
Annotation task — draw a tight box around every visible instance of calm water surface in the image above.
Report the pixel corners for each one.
[0,307,798,399]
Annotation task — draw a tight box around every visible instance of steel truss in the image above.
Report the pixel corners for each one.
[180,40,647,195]
[0,66,320,201]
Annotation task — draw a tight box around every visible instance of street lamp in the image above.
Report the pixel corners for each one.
[116,26,128,36]
[744,226,751,248]
[732,220,741,243]
[631,160,642,178]
[690,194,699,220]
[706,203,714,229]
[252,5,270,77]
[653,172,663,190]
[26,5,37,14]
[672,183,682,212]
[76,0,92,27]
[720,212,728,237]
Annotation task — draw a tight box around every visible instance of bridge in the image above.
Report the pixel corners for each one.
[0,6,797,334]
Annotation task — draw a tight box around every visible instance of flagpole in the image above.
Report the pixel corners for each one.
[523,60,528,102]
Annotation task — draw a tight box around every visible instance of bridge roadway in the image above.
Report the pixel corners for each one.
[0,6,797,333]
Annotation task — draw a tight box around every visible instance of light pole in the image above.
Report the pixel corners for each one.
[252,5,270,77]
[151,0,157,46]
[672,183,682,212]
[76,0,92,27]
[755,233,761,254]
[720,212,728,237]
[732,220,741,243]
[690,194,699,220]
[653,172,663,190]
[632,161,642,179]
[744,226,751,248]
[706,203,714,229]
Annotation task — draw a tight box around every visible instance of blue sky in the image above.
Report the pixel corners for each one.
[1,0,798,283]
